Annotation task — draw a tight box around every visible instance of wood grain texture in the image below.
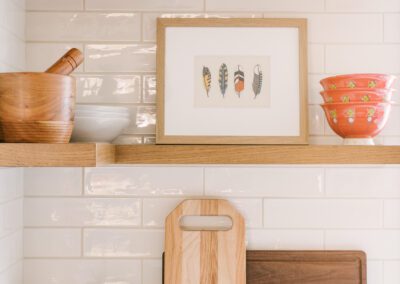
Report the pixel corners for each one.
[247,250,366,284]
[164,199,246,284]
[115,144,400,164]
[0,143,115,167]
[156,18,308,145]
[46,48,84,75]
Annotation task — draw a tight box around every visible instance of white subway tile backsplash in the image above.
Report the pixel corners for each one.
[86,0,204,11]
[123,105,156,135]
[325,44,400,74]
[308,74,325,104]
[384,200,400,228]
[229,199,263,228]
[27,12,141,41]
[85,44,156,72]
[326,0,400,12]
[264,199,382,229]
[0,262,23,284]
[26,43,84,72]
[1,199,23,238]
[205,167,324,197]
[308,44,324,73]
[0,169,22,203]
[85,167,203,196]
[384,261,400,284]
[24,259,142,284]
[246,229,324,250]
[24,198,141,227]
[325,230,400,260]
[309,105,325,135]
[0,231,22,271]
[368,261,384,284]
[143,74,156,103]
[263,13,383,44]
[24,168,82,196]
[384,14,400,43]
[24,229,81,257]
[381,106,400,136]
[76,75,141,104]
[206,0,325,12]
[26,0,83,11]
[84,229,164,257]
[326,167,400,198]
[142,259,162,284]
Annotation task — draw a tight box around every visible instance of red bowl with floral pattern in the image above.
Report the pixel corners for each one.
[320,74,397,90]
[321,102,392,138]
[320,88,395,104]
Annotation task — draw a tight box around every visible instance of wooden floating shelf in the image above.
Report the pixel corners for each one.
[0,144,400,166]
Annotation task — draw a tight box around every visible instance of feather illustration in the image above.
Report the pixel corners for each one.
[252,64,263,98]
[202,66,211,97]
[234,65,244,97]
[218,63,228,97]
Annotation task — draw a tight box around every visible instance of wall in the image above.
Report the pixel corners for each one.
[23,0,400,284]
[0,0,25,283]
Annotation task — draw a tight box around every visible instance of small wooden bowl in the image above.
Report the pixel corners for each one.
[0,72,75,121]
[0,121,74,143]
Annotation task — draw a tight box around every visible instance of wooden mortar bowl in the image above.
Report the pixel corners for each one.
[0,72,75,121]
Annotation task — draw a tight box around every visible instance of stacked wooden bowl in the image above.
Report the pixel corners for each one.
[0,48,83,143]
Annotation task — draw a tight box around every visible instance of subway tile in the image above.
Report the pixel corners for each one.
[142,259,162,284]
[368,261,383,284]
[143,198,263,228]
[384,200,400,228]
[308,74,325,104]
[26,0,83,11]
[4,0,25,40]
[206,0,325,12]
[384,261,400,284]
[27,12,141,41]
[309,105,325,135]
[143,13,262,42]
[384,14,400,43]
[85,44,156,72]
[85,167,203,196]
[381,105,400,136]
[86,0,203,11]
[308,135,343,145]
[76,75,141,104]
[1,199,23,238]
[24,228,81,257]
[112,135,143,145]
[264,13,383,43]
[205,167,324,197]
[382,136,400,146]
[246,229,324,250]
[308,44,324,73]
[122,105,156,135]
[326,0,400,12]
[143,74,156,103]
[24,198,141,227]
[24,259,141,284]
[325,230,400,259]
[325,44,400,74]
[0,262,23,284]
[143,136,156,144]
[26,43,84,72]
[0,231,22,271]
[0,168,22,203]
[84,229,164,257]
[326,167,400,197]
[24,168,82,196]
[264,199,382,229]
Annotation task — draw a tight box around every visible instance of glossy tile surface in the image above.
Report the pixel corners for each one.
[86,0,203,11]
[76,75,141,104]
[85,167,203,196]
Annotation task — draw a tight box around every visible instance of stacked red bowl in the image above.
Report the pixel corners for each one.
[320,74,397,145]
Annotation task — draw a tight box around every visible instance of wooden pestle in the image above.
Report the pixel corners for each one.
[45,48,84,75]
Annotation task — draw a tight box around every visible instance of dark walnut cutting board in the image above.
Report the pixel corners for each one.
[163,250,366,284]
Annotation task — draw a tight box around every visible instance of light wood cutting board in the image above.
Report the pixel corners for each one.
[164,199,246,284]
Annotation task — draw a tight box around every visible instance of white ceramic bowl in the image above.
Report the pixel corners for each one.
[75,110,130,118]
[71,116,130,142]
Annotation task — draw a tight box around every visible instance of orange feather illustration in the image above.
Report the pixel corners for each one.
[234,65,244,97]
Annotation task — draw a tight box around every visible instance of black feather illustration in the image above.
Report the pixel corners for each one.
[218,63,228,97]
[252,64,263,98]
[234,65,244,97]
[202,66,211,97]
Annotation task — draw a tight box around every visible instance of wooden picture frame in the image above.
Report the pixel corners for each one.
[156,18,308,144]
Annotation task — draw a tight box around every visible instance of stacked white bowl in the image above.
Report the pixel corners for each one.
[71,104,130,142]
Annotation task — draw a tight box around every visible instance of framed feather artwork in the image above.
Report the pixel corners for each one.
[156,18,308,144]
